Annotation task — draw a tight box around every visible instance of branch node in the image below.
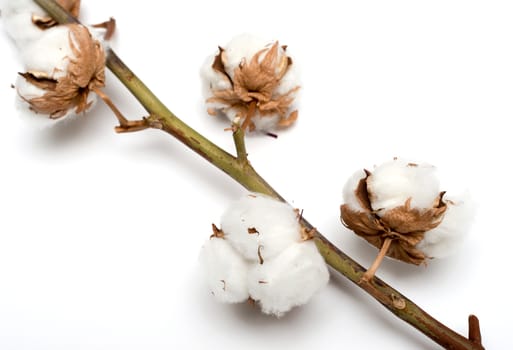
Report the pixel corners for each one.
[391,294,406,310]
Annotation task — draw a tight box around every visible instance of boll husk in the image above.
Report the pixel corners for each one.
[1,0,81,47]
[340,158,473,265]
[199,193,329,317]
[200,33,300,133]
[15,23,106,124]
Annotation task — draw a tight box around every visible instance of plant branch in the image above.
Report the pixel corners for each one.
[33,1,485,349]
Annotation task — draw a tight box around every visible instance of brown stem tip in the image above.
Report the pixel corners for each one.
[468,314,484,349]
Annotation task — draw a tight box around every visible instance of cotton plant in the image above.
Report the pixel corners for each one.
[340,158,474,281]
[0,1,487,348]
[201,33,301,134]
[199,193,329,317]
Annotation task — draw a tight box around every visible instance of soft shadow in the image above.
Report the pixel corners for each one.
[119,131,242,199]
[19,105,110,155]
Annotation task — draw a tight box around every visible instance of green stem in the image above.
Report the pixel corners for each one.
[32,1,484,349]
[232,125,249,163]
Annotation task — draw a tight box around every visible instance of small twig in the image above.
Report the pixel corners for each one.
[360,237,393,283]
[93,88,149,133]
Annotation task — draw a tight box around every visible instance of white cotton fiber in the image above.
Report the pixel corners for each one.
[219,33,271,79]
[416,193,475,258]
[220,193,301,263]
[20,25,75,79]
[367,158,440,213]
[199,237,250,304]
[1,0,50,46]
[200,54,232,98]
[247,241,329,317]
[342,169,368,212]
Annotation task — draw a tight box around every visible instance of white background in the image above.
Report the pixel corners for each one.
[1,0,512,349]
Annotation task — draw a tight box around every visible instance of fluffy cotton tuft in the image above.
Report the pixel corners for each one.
[367,158,440,214]
[199,237,250,304]
[342,169,368,212]
[20,25,76,79]
[217,33,271,79]
[220,193,301,263]
[200,193,329,316]
[416,193,475,258]
[247,241,329,317]
[200,33,301,133]
[1,0,49,46]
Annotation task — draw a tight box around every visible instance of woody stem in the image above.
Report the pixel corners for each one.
[360,237,392,283]
[34,1,485,349]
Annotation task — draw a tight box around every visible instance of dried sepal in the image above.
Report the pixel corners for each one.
[32,0,81,29]
[341,170,447,265]
[18,24,105,119]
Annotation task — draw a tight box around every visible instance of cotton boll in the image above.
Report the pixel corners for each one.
[201,33,300,133]
[14,24,105,121]
[342,169,368,212]
[220,194,301,263]
[367,158,440,214]
[199,237,250,304]
[416,194,475,258]
[247,241,329,317]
